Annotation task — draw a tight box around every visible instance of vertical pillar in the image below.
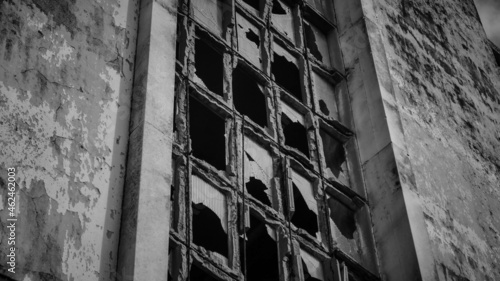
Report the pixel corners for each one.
[117,0,178,280]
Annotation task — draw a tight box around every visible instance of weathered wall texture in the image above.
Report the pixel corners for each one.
[368,0,500,280]
[0,0,138,280]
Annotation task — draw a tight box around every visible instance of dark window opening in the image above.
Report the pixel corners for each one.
[246,29,260,47]
[302,260,322,281]
[246,177,272,207]
[192,202,229,257]
[244,214,280,281]
[304,22,323,62]
[319,100,330,116]
[281,114,309,157]
[328,197,356,239]
[272,53,302,101]
[195,37,223,97]
[272,0,286,14]
[190,263,219,281]
[319,129,346,177]
[189,96,226,171]
[291,183,318,237]
[242,0,260,12]
[233,66,268,127]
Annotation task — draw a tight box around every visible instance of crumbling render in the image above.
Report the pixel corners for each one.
[237,14,263,69]
[233,65,268,128]
[194,35,224,97]
[280,101,309,157]
[244,137,274,207]
[272,42,302,101]
[271,0,296,43]
[244,213,280,281]
[300,248,325,281]
[189,96,226,171]
[191,175,229,258]
[290,170,320,240]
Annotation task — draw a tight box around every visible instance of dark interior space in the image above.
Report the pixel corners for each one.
[246,29,260,47]
[291,183,319,238]
[327,197,356,239]
[244,214,280,281]
[281,113,309,157]
[195,36,224,97]
[233,65,268,127]
[242,0,260,12]
[189,263,219,281]
[271,0,286,14]
[192,202,229,257]
[304,22,323,63]
[302,259,322,281]
[272,53,302,101]
[246,177,272,207]
[319,129,346,177]
[189,96,226,171]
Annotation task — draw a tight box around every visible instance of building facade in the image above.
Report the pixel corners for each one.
[0,0,499,280]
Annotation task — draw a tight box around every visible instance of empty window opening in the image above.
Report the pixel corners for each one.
[191,175,228,257]
[244,214,280,281]
[242,0,260,12]
[194,37,224,97]
[271,0,296,43]
[190,263,219,281]
[244,137,274,206]
[305,0,334,21]
[237,14,262,68]
[291,183,319,237]
[300,249,324,281]
[328,196,356,239]
[246,177,272,207]
[272,45,302,101]
[319,129,346,178]
[189,96,226,171]
[233,66,268,127]
[280,103,309,157]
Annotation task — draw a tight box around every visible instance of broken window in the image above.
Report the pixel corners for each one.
[237,13,263,69]
[319,128,346,179]
[300,249,325,281]
[243,137,274,207]
[241,0,261,16]
[311,71,339,119]
[191,175,229,258]
[327,195,356,240]
[194,35,224,97]
[190,263,220,281]
[271,0,296,44]
[280,102,309,157]
[290,170,320,240]
[305,0,334,22]
[243,213,280,281]
[304,21,331,67]
[192,0,231,39]
[272,42,303,101]
[232,65,268,128]
[189,96,226,171]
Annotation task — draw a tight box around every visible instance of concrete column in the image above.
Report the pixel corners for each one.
[117,0,178,280]
[334,0,435,280]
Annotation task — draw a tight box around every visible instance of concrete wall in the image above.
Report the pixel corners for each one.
[359,0,500,280]
[0,0,139,280]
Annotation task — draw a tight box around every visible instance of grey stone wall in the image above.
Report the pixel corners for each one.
[0,0,139,280]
